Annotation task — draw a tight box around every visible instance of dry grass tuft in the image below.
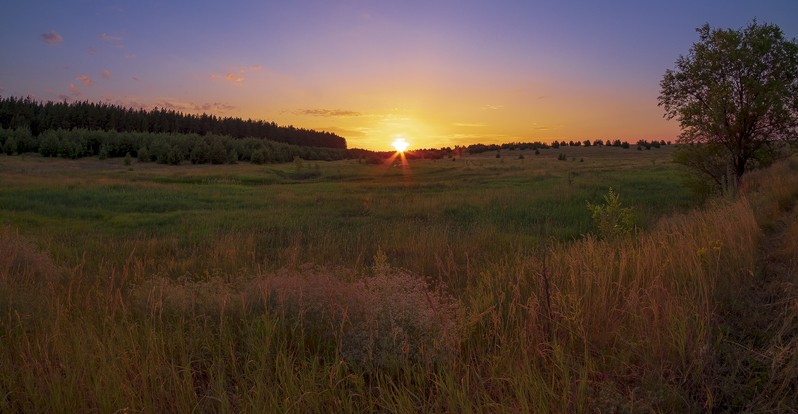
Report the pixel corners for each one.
[252,263,466,371]
[0,225,60,286]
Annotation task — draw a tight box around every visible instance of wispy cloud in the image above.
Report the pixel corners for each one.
[210,65,261,84]
[99,33,123,42]
[294,108,363,117]
[86,47,97,55]
[322,126,365,138]
[453,122,486,127]
[154,98,235,114]
[123,52,136,60]
[225,73,245,83]
[68,83,81,97]
[76,75,93,86]
[40,31,63,45]
[234,64,262,74]
[210,73,245,84]
[482,104,504,110]
[100,69,111,79]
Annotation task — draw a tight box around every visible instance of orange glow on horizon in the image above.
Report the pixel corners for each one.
[391,138,409,152]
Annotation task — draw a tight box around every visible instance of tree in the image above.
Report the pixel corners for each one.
[659,20,798,186]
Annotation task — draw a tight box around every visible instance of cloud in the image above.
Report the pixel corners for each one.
[123,52,136,59]
[234,64,262,74]
[40,31,63,45]
[294,109,363,117]
[453,122,486,127]
[132,76,139,81]
[154,98,235,114]
[100,69,111,79]
[68,83,81,96]
[86,47,97,55]
[210,72,245,84]
[225,73,245,83]
[210,65,262,84]
[322,126,365,138]
[76,75,93,86]
[99,33,123,42]
[481,104,504,110]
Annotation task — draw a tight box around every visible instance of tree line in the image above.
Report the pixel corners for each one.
[0,127,350,164]
[0,96,347,149]
[464,139,669,154]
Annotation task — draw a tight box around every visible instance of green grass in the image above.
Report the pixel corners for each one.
[0,146,694,279]
[5,146,792,412]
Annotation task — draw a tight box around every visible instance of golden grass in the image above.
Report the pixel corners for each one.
[1,154,796,412]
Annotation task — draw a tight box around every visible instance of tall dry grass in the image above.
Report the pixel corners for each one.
[4,158,798,412]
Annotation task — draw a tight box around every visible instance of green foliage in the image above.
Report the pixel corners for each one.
[587,187,635,238]
[3,136,17,155]
[250,149,265,164]
[123,152,132,166]
[98,145,109,160]
[0,96,347,149]
[208,141,227,165]
[38,130,60,157]
[166,146,183,165]
[137,146,149,162]
[659,20,798,183]
[189,140,211,164]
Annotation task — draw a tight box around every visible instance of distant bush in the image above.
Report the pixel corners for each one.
[250,149,265,164]
[137,146,149,162]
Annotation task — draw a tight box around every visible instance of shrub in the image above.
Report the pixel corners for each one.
[3,136,17,155]
[137,146,149,162]
[587,187,635,238]
[99,145,109,160]
[250,149,265,164]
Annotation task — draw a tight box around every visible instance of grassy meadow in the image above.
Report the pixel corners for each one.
[2,145,797,412]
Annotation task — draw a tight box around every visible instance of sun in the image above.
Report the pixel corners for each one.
[392,138,409,153]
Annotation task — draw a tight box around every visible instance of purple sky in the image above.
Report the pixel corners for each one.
[1,0,796,150]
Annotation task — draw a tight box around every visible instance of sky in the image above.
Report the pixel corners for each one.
[1,1,797,150]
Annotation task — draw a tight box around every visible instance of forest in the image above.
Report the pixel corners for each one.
[0,96,347,149]
[0,96,356,164]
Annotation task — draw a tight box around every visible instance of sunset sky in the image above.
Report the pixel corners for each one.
[1,1,796,150]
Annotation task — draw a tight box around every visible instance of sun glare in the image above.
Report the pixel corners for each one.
[392,138,409,153]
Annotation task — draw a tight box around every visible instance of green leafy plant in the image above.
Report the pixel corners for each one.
[587,187,635,238]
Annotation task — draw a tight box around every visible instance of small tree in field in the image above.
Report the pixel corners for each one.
[659,20,798,187]
[587,188,635,239]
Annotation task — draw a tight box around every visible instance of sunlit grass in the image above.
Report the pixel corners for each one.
[2,149,794,411]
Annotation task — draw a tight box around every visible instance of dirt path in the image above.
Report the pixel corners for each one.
[711,201,798,412]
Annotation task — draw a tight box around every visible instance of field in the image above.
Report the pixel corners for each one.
[2,145,797,412]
